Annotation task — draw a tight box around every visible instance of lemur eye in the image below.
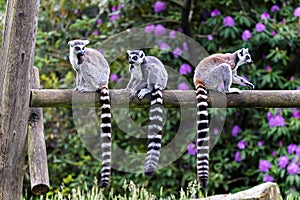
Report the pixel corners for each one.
[246,55,250,59]
[132,56,138,60]
[75,46,81,51]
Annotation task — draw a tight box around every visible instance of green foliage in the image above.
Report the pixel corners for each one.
[1,0,300,199]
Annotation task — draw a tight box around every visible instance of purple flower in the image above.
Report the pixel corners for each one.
[169,30,176,39]
[118,4,124,10]
[154,1,166,13]
[237,140,248,149]
[242,30,252,41]
[154,24,166,36]
[297,86,300,90]
[182,42,188,51]
[179,63,192,75]
[294,7,300,17]
[211,9,221,17]
[159,42,170,51]
[271,31,277,37]
[271,5,280,13]
[178,82,189,90]
[265,65,272,72]
[255,22,266,32]
[110,14,119,21]
[97,19,103,24]
[223,16,235,27]
[267,111,285,127]
[234,151,242,162]
[259,160,272,172]
[110,74,119,82]
[207,34,214,41]
[173,47,183,58]
[288,144,297,154]
[92,30,99,36]
[187,143,196,156]
[296,146,300,156]
[112,6,118,12]
[260,12,270,20]
[291,108,300,119]
[287,162,299,175]
[263,174,274,182]
[278,156,289,169]
[231,125,241,137]
[258,140,264,147]
[272,151,277,157]
[279,141,283,147]
[145,24,155,34]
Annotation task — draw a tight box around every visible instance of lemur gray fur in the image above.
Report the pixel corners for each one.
[193,48,254,192]
[126,49,168,176]
[68,39,112,188]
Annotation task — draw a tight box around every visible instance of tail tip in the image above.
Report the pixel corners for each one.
[100,181,110,188]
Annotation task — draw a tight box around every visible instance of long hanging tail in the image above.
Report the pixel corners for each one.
[195,83,210,191]
[144,87,164,176]
[99,86,112,188]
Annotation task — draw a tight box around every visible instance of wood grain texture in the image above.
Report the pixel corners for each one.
[30,89,300,108]
[0,0,40,199]
[28,67,49,195]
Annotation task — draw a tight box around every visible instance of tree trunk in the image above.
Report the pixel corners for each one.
[0,0,40,199]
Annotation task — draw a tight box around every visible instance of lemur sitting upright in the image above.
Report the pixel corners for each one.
[126,49,168,176]
[193,48,254,191]
[68,39,112,188]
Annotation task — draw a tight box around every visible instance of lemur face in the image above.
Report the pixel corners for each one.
[127,50,145,65]
[68,40,89,56]
[238,48,253,65]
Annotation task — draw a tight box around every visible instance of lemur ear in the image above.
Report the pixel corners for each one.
[68,41,74,47]
[127,50,131,55]
[239,48,244,56]
[83,40,90,45]
[139,51,145,58]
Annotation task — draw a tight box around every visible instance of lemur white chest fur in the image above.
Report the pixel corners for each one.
[129,63,143,82]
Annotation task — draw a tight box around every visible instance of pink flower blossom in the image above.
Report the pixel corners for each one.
[263,174,274,182]
[223,16,235,27]
[154,24,166,36]
[179,63,192,75]
[271,5,280,13]
[259,160,272,172]
[159,42,170,51]
[278,156,289,169]
[294,7,300,17]
[178,82,189,90]
[145,24,156,34]
[187,143,197,155]
[110,74,119,82]
[255,22,266,32]
[154,1,166,13]
[265,65,272,72]
[207,34,214,41]
[173,47,183,58]
[242,30,252,41]
[287,163,299,175]
[260,12,270,20]
[211,9,221,17]
[235,151,242,162]
[169,30,176,39]
[231,125,241,137]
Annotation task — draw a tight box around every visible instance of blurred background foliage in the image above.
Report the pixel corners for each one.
[1,0,300,199]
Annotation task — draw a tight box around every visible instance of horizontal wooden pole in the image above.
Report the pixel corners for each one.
[30,89,300,108]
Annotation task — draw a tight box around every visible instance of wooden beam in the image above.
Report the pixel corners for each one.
[0,0,40,199]
[28,67,50,195]
[30,89,300,108]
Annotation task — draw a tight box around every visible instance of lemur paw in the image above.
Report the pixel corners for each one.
[138,89,150,100]
[227,88,241,94]
[130,90,137,99]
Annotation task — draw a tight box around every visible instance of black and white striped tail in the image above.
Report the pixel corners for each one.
[99,87,112,188]
[144,87,164,176]
[195,84,209,191]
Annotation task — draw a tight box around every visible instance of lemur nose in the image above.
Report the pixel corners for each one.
[129,61,135,64]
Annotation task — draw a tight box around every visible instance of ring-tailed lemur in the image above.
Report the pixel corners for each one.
[126,50,168,176]
[68,39,112,188]
[193,48,254,191]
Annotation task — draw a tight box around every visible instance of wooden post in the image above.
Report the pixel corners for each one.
[28,67,50,195]
[0,0,40,199]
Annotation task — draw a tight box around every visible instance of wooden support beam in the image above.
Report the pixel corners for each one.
[0,0,40,199]
[28,67,50,195]
[30,89,300,108]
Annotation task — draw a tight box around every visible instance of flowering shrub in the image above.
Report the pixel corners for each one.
[8,0,300,199]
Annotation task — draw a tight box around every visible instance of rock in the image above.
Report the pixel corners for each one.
[199,182,283,200]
